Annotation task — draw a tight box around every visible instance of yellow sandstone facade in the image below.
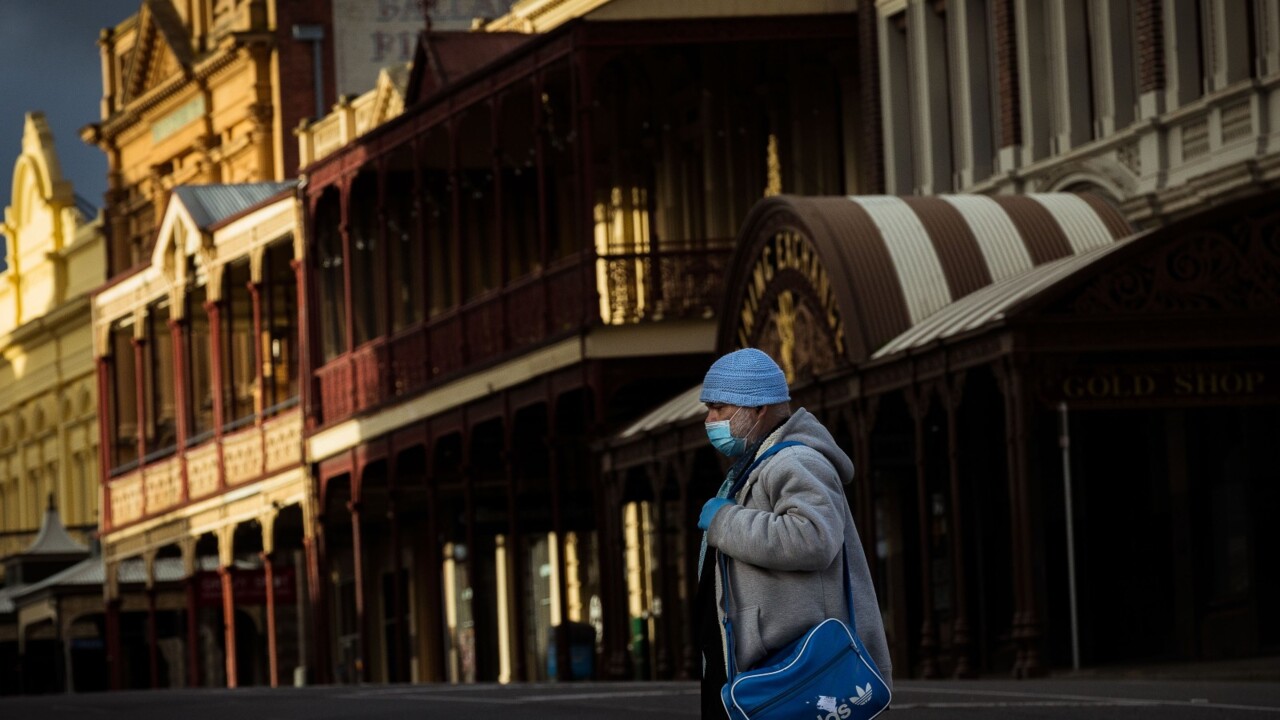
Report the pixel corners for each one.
[81,0,324,279]
[0,113,105,569]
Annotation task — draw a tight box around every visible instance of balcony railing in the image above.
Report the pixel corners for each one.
[314,242,732,426]
[107,407,303,529]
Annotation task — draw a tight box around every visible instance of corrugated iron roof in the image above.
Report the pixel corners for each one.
[9,556,189,601]
[727,193,1132,361]
[616,384,705,440]
[872,231,1150,359]
[616,193,1134,449]
[173,182,296,230]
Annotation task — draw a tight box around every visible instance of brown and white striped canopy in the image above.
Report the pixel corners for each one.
[722,193,1133,362]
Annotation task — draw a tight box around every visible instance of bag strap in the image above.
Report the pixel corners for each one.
[719,441,864,678]
[728,440,805,498]
[720,538,860,680]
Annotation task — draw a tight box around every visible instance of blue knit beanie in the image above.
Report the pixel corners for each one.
[699,348,791,407]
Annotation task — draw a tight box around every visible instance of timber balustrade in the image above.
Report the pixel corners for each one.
[314,242,731,426]
[107,407,303,528]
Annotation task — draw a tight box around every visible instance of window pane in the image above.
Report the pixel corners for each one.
[316,194,347,361]
[147,300,177,454]
[110,319,138,469]
[223,259,255,427]
[423,127,455,315]
[264,238,299,410]
[187,285,214,440]
[387,171,423,331]
[350,174,382,345]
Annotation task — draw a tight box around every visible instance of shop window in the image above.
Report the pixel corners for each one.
[221,258,255,429]
[263,239,299,412]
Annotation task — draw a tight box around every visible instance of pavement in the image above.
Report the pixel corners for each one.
[1,677,1279,719]
[1048,654,1280,683]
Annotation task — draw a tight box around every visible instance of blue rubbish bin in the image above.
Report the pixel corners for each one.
[547,622,596,680]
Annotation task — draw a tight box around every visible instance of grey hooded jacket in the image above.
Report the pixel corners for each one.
[706,408,893,686]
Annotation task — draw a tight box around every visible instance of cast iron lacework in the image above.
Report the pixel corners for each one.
[1065,213,1280,315]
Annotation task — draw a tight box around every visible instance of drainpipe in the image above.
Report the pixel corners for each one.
[292,24,326,120]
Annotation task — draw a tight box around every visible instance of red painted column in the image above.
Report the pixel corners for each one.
[944,376,975,678]
[96,357,115,529]
[388,491,405,682]
[185,573,201,688]
[169,318,190,502]
[349,500,369,682]
[422,478,445,682]
[220,565,239,688]
[304,530,332,685]
[263,552,279,688]
[133,337,148,467]
[147,586,160,688]
[106,597,123,691]
[909,387,939,679]
[204,301,227,491]
[248,281,264,421]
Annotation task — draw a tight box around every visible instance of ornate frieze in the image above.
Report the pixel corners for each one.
[1063,211,1280,315]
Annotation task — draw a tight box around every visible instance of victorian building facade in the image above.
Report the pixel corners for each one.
[605,0,1280,682]
[0,113,105,695]
[294,0,867,685]
[0,113,103,564]
[85,0,331,691]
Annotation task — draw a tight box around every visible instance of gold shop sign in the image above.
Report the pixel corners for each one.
[1055,366,1273,403]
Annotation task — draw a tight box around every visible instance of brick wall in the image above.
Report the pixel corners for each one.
[274,0,339,176]
[992,0,1020,149]
[858,0,885,193]
[1135,0,1165,93]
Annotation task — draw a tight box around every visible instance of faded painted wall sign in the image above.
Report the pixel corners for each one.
[332,0,518,97]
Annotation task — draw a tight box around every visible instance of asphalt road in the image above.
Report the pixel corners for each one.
[1,679,1278,719]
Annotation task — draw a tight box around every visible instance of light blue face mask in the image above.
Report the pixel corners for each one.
[705,408,747,457]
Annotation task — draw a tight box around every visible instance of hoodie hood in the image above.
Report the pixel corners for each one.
[765,408,856,484]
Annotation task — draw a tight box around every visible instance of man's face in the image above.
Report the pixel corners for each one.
[704,402,738,425]
[704,403,763,437]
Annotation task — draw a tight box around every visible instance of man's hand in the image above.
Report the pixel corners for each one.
[698,497,734,531]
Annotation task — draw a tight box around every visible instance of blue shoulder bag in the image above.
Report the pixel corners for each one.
[717,441,892,720]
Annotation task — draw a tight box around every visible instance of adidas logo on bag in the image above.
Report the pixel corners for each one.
[814,685,874,720]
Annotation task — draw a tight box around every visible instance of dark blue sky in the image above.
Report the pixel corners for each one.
[0,1,141,214]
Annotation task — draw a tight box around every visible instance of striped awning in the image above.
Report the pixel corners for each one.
[723,193,1132,362]
[613,193,1134,449]
[871,229,1151,359]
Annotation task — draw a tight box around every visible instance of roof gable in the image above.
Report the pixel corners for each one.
[122,0,194,105]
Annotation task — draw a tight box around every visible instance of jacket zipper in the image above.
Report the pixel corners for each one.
[737,641,856,716]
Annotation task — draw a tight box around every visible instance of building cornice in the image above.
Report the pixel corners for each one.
[0,294,93,349]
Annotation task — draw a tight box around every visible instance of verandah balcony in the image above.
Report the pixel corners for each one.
[107,407,304,527]
[313,240,731,427]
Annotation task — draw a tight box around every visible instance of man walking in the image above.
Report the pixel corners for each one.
[694,348,892,718]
